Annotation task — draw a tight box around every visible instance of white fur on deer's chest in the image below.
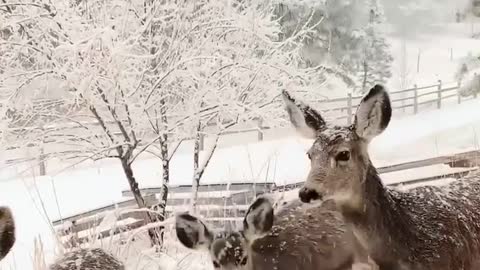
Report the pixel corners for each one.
[331,192,364,213]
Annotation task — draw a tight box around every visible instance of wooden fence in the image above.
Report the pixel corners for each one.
[314,80,477,124]
[52,149,480,246]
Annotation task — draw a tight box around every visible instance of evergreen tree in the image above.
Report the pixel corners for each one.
[358,0,394,92]
[273,0,367,89]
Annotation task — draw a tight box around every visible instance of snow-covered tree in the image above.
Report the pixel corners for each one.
[153,1,331,212]
[357,0,394,92]
[272,0,367,88]
[0,0,331,243]
[382,0,456,36]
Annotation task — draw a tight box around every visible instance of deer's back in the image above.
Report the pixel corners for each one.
[388,172,480,270]
[49,248,124,270]
[250,200,354,270]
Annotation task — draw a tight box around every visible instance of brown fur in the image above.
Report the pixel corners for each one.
[284,85,480,270]
[49,248,124,270]
[176,197,375,270]
[0,207,15,261]
[344,165,480,270]
[249,200,361,270]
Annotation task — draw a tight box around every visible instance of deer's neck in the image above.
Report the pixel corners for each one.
[340,164,412,256]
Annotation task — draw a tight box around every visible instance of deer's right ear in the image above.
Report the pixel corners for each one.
[243,196,274,242]
[176,213,213,250]
[282,90,326,139]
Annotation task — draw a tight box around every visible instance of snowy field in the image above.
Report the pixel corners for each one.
[387,22,480,90]
[0,95,480,269]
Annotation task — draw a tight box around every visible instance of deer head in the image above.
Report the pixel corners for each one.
[0,207,15,261]
[283,85,392,210]
[175,197,274,270]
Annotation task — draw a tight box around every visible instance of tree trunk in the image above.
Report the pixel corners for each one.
[191,122,201,213]
[119,157,161,246]
[155,98,170,244]
[153,138,169,246]
[158,154,169,219]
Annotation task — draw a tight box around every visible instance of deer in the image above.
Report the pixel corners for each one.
[0,206,15,261]
[0,206,123,269]
[283,84,480,270]
[176,196,377,270]
[49,248,125,270]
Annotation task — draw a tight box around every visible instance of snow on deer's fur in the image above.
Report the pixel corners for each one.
[49,248,124,270]
[284,84,480,270]
[176,196,376,270]
[0,207,15,261]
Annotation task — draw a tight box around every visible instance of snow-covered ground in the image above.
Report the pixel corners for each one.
[1,96,480,269]
[387,22,480,90]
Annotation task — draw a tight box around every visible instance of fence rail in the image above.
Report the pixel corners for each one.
[316,80,475,125]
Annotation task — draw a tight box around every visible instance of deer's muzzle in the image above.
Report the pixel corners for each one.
[299,187,322,203]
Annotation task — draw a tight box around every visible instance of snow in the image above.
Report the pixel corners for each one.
[73,217,141,240]
[1,97,480,269]
[381,165,475,185]
[167,190,251,199]
[371,98,480,164]
[394,178,457,191]
[387,22,480,90]
[167,204,250,212]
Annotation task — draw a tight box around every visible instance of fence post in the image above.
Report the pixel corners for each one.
[457,81,462,104]
[257,118,264,141]
[413,84,418,114]
[437,80,442,109]
[417,49,421,73]
[347,93,352,125]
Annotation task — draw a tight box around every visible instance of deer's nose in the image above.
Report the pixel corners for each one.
[299,187,321,203]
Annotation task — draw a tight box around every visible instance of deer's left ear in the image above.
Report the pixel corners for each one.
[175,213,213,250]
[353,85,392,142]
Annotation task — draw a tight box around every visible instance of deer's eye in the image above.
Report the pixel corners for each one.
[213,261,220,268]
[307,152,312,160]
[240,257,248,265]
[335,151,350,163]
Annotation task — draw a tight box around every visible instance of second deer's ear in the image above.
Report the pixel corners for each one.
[282,90,326,139]
[243,196,274,242]
[175,212,213,250]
